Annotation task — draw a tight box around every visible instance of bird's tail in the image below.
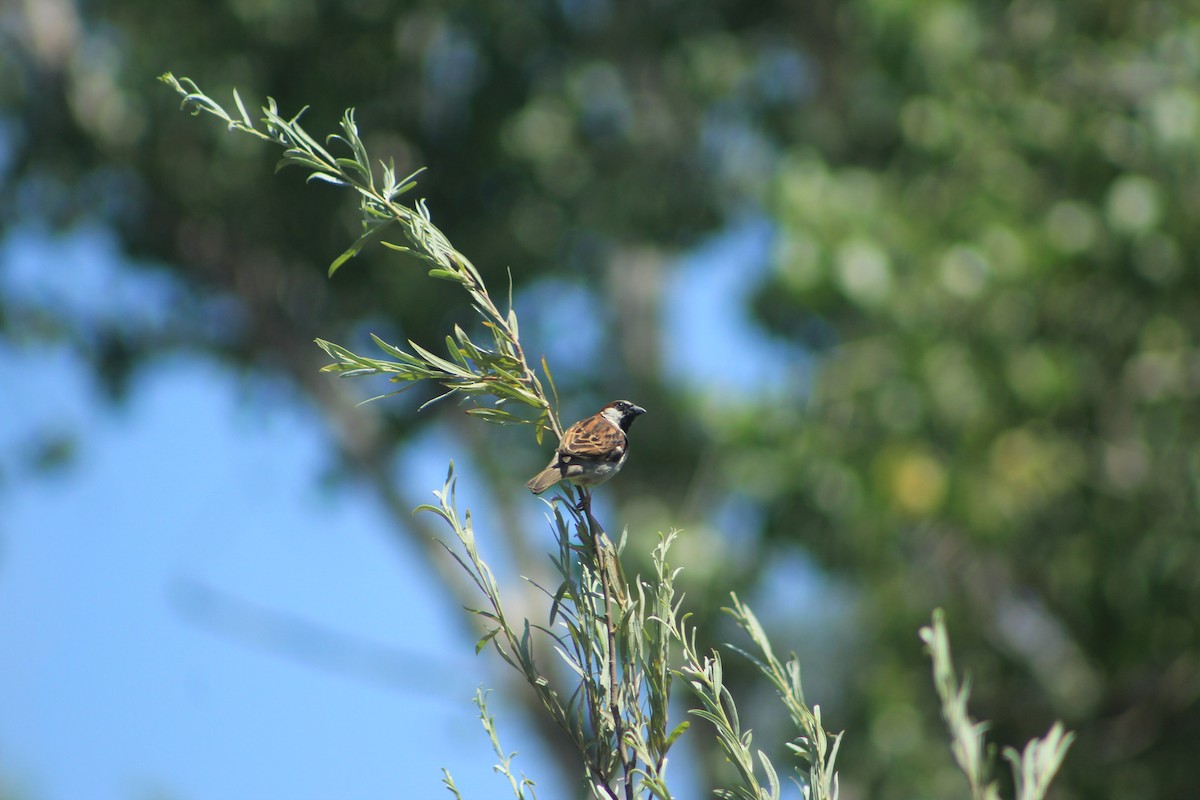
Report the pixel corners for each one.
[525,468,560,494]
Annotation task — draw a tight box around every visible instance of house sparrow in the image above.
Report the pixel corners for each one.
[526,400,647,494]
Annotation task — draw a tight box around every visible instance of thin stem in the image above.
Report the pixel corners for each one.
[578,488,635,800]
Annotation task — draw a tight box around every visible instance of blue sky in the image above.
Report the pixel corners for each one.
[0,218,799,799]
[0,315,527,798]
[0,226,541,799]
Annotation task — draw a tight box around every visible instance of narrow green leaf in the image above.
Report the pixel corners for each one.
[444,334,469,367]
[232,87,253,127]
[759,750,780,800]
[552,646,587,679]
[395,166,426,190]
[541,356,560,413]
[369,333,415,362]
[379,240,412,253]
[287,109,336,162]
[328,221,390,277]
[465,408,524,424]
[313,167,351,184]
[419,388,458,411]
[506,306,520,339]
[548,579,571,626]
[409,339,473,377]
[333,156,370,179]
[340,109,370,165]
[665,720,691,751]
[412,502,447,519]
[475,627,502,655]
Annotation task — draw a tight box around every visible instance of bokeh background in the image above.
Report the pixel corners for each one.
[3,1,1199,798]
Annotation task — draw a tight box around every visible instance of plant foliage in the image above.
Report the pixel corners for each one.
[163,75,1071,800]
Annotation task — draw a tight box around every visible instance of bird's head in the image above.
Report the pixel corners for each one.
[600,400,646,432]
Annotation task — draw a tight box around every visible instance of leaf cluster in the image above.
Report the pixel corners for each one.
[422,471,697,798]
[423,464,843,800]
[921,610,1074,800]
[160,72,560,440]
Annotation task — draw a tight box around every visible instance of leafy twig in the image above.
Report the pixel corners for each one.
[159,72,560,441]
[920,609,1074,800]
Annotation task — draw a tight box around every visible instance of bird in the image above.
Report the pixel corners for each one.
[526,400,647,494]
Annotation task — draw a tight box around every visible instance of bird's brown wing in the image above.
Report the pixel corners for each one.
[559,415,626,461]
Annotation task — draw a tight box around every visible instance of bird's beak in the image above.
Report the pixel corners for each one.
[632,405,647,416]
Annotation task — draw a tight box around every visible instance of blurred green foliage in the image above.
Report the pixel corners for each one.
[4,0,1200,798]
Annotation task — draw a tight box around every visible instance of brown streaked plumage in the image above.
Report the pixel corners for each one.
[526,400,646,494]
